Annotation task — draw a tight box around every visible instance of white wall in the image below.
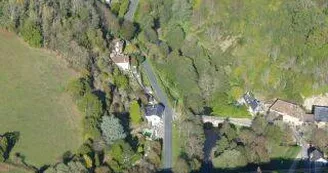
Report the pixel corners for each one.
[116,62,130,71]
[146,115,161,126]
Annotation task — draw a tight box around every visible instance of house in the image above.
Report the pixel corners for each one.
[269,99,314,126]
[110,55,130,71]
[308,147,328,165]
[144,103,165,126]
[110,39,130,71]
[243,92,261,114]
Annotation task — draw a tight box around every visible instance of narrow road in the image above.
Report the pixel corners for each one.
[124,0,139,22]
[142,59,173,170]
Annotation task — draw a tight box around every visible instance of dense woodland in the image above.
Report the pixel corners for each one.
[0,0,161,172]
[133,0,328,117]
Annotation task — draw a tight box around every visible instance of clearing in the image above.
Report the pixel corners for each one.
[0,31,82,167]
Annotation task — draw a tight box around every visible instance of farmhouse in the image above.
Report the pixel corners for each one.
[110,39,130,71]
[143,102,165,139]
[243,92,262,115]
[269,99,314,126]
[144,103,165,126]
[308,147,328,165]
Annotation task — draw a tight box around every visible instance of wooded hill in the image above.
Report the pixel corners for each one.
[134,0,328,117]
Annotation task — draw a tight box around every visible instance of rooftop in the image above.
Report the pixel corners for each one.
[110,54,130,64]
[145,103,165,117]
[269,99,310,120]
[309,147,324,161]
[314,106,328,122]
[243,92,259,111]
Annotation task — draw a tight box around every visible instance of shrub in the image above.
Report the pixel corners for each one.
[83,117,101,140]
[108,140,140,169]
[129,101,142,125]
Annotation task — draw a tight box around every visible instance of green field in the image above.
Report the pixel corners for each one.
[0,31,82,167]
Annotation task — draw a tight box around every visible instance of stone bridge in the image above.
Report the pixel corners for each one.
[202,116,252,127]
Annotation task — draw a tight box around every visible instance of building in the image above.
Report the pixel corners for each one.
[110,39,130,71]
[243,92,261,114]
[314,106,328,122]
[269,99,314,126]
[144,103,165,126]
[308,147,328,165]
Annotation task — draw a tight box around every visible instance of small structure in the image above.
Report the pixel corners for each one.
[308,147,328,165]
[144,103,165,126]
[243,92,261,115]
[110,39,130,71]
[269,99,314,126]
[314,106,328,122]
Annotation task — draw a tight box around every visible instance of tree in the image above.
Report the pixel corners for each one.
[78,93,103,118]
[219,121,237,142]
[173,157,189,173]
[107,140,140,171]
[45,161,88,173]
[83,154,93,168]
[312,128,328,154]
[282,126,295,146]
[101,115,126,145]
[95,166,111,173]
[67,77,92,101]
[165,25,185,50]
[239,128,256,145]
[251,116,267,135]
[119,20,137,40]
[212,149,248,169]
[129,101,142,125]
[265,124,283,143]
[20,20,43,47]
[83,117,101,140]
[215,136,229,156]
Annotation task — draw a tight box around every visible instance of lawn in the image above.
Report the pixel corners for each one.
[0,31,82,167]
[172,124,182,163]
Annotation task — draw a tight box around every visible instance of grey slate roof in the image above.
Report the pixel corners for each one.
[243,92,259,111]
[145,103,165,117]
[309,147,324,161]
[314,106,328,122]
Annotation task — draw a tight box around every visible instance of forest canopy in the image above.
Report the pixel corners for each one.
[134,0,328,116]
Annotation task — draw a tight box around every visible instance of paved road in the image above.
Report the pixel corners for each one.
[142,59,173,170]
[124,0,139,21]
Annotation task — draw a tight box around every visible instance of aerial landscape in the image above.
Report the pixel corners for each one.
[0,0,328,173]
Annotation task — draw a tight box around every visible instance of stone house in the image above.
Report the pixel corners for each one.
[110,39,130,71]
[268,99,314,126]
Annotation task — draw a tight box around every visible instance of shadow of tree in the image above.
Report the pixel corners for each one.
[199,158,328,173]
[3,131,20,160]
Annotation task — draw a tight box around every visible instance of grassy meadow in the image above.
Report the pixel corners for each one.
[0,31,82,167]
